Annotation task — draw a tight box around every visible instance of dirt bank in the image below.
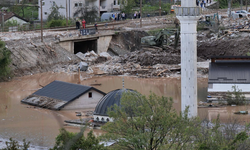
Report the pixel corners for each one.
[198,35,250,59]
[6,35,79,76]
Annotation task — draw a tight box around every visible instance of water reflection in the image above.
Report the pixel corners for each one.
[0,72,245,148]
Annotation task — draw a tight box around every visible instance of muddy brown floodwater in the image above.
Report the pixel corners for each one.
[0,72,250,148]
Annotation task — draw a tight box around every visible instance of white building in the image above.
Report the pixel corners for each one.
[0,12,29,25]
[38,0,121,20]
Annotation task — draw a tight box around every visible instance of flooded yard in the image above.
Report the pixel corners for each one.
[0,72,249,148]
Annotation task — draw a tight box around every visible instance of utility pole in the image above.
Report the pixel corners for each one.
[228,0,231,17]
[40,0,43,42]
[66,0,68,26]
[1,13,4,32]
[246,0,248,11]
[241,0,243,10]
[159,0,161,16]
[140,0,142,28]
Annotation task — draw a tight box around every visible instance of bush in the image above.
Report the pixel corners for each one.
[47,19,73,28]
[3,138,30,150]
[50,128,107,150]
[224,85,246,105]
[47,20,63,28]
[0,40,12,81]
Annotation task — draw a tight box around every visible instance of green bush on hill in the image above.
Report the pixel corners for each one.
[47,19,73,28]
[0,40,11,81]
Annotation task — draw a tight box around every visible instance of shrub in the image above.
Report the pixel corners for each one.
[224,85,246,105]
[0,40,12,81]
[47,20,63,28]
[50,128,107,150]
[3,138,30,150]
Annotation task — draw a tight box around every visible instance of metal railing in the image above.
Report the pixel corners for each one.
[175,7,201,16]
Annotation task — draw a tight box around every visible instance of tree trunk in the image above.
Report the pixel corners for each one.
[228,0,231,17]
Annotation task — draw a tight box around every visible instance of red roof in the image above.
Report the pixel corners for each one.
[0,12,29,24]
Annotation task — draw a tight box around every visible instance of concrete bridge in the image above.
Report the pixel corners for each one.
[59,31,115,54]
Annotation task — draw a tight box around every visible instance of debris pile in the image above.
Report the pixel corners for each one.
[120,50,181,66]
[94,49,207,78]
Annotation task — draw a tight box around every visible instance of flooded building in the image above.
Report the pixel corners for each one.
[93,89,137,122]
[21,80,106,110]
[208,56,250,93]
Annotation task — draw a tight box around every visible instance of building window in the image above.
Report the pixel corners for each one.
[113,0,116,5]
[88,92,92,98]
[75,3,78,7]
[85,1,89,6]
[42,2,45,5]
[79,3,83,7]
[44,12,47,15]
[52,1,55,6]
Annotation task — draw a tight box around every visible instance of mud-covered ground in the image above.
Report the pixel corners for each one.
[2,15,250,79]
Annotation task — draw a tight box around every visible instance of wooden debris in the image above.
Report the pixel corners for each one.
[30,42,37,48]
[157,69,169,76]
[234,111,248,114]
[239,29,250,32]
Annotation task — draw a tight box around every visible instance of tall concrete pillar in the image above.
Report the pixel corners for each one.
[176,5,201,117]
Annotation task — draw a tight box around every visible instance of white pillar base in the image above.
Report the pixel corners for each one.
[177,16,200,118]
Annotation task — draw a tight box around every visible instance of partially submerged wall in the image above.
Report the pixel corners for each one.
[98,36,112,54]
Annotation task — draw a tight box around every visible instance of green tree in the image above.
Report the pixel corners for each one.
[224,85,246,105]
[0,40,11,81]
[73,6,99,23]
[7,0,38,20]
[196,115,250,150]
[101,92,199,150]
[47,4,64,21]
[120,0,136,14]
[50,128,107,150]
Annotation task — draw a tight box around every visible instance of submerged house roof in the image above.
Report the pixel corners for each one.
[208,62,250,84]
[208,56,250,92]
[208,59,250,84]
[21,80,106,110]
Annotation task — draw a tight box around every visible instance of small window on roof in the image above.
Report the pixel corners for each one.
[42,2,45,5]
[44,12,47,15]
[89,92,92,98]
[106,118,109,122]
[96,117,99,121]
[79,3,83,7]
[75,3,78,7]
